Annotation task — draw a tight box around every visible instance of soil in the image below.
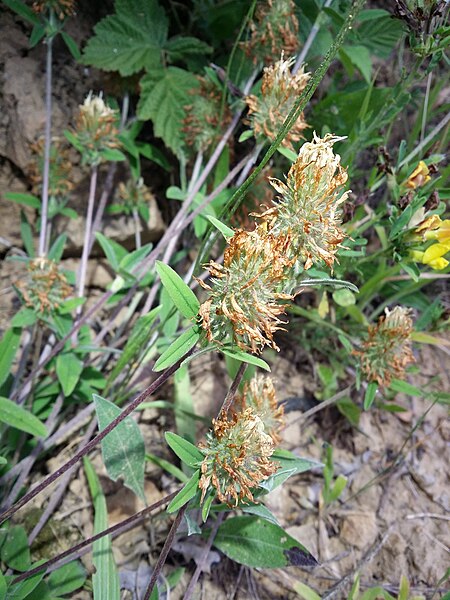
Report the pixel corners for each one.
[0,7,449,600]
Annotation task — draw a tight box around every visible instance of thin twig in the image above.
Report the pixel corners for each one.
[219,362,247,415]
[12,491,177,584]
[38,34,53,257]
[0,348,195,525]
[143,506,187,600]
[77,165,98,303]
[183,512,225,600]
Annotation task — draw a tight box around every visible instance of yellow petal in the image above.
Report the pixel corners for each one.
[405,160,430,189]
[416,214,441,234]
[409,250,424,262]
[422,243,450,264]
[428,257,449,270]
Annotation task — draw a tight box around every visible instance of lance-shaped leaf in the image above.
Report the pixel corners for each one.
[156,262,200,319]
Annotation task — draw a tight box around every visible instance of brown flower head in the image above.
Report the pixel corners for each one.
[199,407,277,506]
[117,177,154,212]
[28,137,73,198]
[243,0,300,64]
[73,92,121,166]
[245,56,310,149]
[32,0,75,19]
[355,306,414,387]
[183,76,232,153]
[257,133,349,270]
[15,257,72,315]
[238,376,284,443]
[198,229,293,353]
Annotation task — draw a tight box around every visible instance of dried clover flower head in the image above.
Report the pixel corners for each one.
[258,133,349,270]
[15,257,72,315]
[118,177,154,211]
[198,229,293,353]
[74,92,120,165]
[183,77,232,153]
[355,306,414,387]
[32,0,75,19]
[238,376,284,443]
[199,407,277,505]
[245,56,310,149]
[243,0,300,64]
[28,137,73,198]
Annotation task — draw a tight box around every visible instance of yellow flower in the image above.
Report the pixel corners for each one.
[405,161,430,189]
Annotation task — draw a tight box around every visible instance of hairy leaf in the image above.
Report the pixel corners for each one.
[138,67,199,155]
[82,0,168,75]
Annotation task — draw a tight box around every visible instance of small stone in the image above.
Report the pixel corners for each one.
[340,512,378,549]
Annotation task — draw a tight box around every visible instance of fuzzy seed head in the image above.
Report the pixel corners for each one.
[355,306,414,387]
[198,229,293,353]
[118,177,154,210]
[258,132,349,270]
[243,0,300,64]
[238,376,284,443]
[32,0,75,19]
[199,407,277,506]
[15,258,72,315]
[246,56,310,149]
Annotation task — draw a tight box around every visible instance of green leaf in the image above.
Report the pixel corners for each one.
[93,394,146,502]
[0,328,21,386]
[82,0,168,75]
[20,210,35,257]
[166,470,200,513]
[118,243,153,278]
[364,381,378,410]
[100,148,127,162]
[0,571,5,598]
[47,233,67,261]
[4,569,45,599]
[4,192,40,209]
[2,0,41,25]
[60,31,81,60]
[389,379,424,397]
[155,262,200,319]
[332,288,356,307]
[95,232,128,271]
[165,431,204,467]
[293,581,322,600]
[138,67,199,155]
[328,474,348,502]
[174,365,195,445]
[56,352,83,396]
[213,516,317,568]
[153,327,199,371]
[242,504,279,525]
[84,458,120,600]
[11,308,37,328]
[259,450,322,493]
[341,45,372,83]
[164,36,212,62]
[146,452,188,483]
[221,348,270,372]
[205,215,234,239]
[0,396,47,438]
[47,561,87,595]
[1,526,30,571]
[357,15,405,58]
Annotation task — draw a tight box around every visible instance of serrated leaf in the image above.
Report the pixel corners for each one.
[93,394,146,501]
[82,0,168,75]
[221,348,270,372]
[0,396,47,438]
[166,470,200,513]
[138,67,199,154]
[213,516,317,568]
[153,327,200,372]
[155,262,200,319]
[164,36,212,62]
[56,352,83,396]
[165,431,204,467]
